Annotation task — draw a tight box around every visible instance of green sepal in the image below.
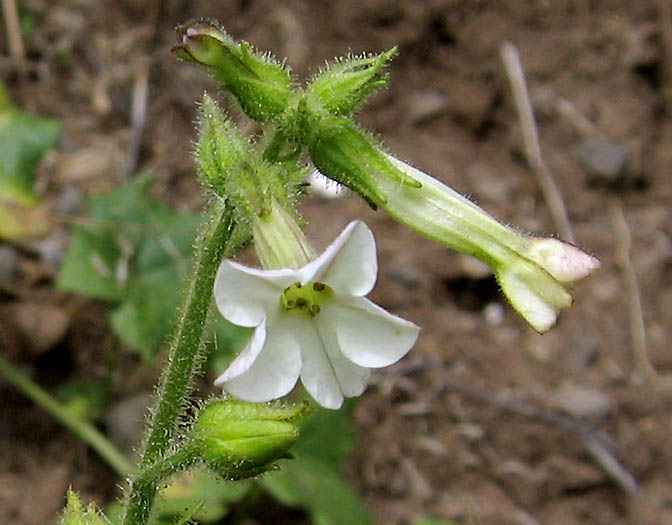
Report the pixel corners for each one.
[195,93,250,197]
[198,94,299,206]
[307,117,420,208]
[174,20,291,122]
[59,490,109,525]
[192,399,310,479]
[306,47,397,116]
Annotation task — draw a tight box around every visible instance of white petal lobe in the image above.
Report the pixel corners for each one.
[317,221,377,296]
[329,299,420,368]
[214,321,267,385]
[294,320,345,409]
[221,318,302,402]
[214,260,284,327]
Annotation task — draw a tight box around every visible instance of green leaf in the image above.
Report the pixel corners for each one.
[56,378,108,421]
[0,81,60,239]
[58,176,245,362]
[56,176,208,360]
[152,469,251,523]
[106,470,251,524]
[261,401,372,525]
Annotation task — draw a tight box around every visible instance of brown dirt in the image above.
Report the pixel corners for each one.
[2,1,671,524]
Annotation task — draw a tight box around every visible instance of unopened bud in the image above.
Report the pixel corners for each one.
[173,20,292,121]
[192,399,308,478]
[196,94,250,196]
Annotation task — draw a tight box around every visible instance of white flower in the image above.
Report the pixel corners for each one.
[213,221,420,409]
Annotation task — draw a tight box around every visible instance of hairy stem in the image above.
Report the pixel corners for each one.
[122,198,238,524]
[139,198,235,466]
[122,444,199,525]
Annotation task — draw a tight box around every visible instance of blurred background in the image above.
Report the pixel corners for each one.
[1,1,671,524]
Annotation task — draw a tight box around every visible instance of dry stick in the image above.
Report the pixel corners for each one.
[657,0,672,110]
[500,42,575,243]
[125,2,159,177]
[126,65,150,177]
[609,200,667,387]
[1,0,26,76]
[556,97,600,138]
[442,377,639,495]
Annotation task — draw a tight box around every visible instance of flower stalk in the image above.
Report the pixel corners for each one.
[120,199,240,524]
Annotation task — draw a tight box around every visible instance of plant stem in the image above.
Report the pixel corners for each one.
[121,198,238,524]
[139,198,236,466]
[0,354,133,476]
[122,444,199,525]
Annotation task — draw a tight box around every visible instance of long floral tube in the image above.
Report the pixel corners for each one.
[376,155,600,332]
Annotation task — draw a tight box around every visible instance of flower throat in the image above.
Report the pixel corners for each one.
[281,281,332,317]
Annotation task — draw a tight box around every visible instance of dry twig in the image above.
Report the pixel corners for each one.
[442,376,639,495]
[125,0,159,177]
[657,0,672,110]
[500,42,575,243]
[609,200,672,392]
[126,65,150,177]
[1,0,26,77]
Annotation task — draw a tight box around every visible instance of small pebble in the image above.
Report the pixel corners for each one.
[406,89,448,124]
[483,302,504,326]
[549,382,615,419]
[577,137,629,181]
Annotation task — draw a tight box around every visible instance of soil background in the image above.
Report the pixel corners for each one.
[1,1,671,524]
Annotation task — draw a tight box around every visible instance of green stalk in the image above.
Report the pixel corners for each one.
[138,198,236,467]
[0,354,133,477]
[120,198,239,524]
[122,444,199,525]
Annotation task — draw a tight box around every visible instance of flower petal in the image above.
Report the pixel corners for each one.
[316,316,370,398]
[213,320,267,385]
[293,319,345,409]
[524,238,601,283]
[217,316,302,402]
[497,271,560,333]
[214,259,299,327]
[328,299,420,368]
[298,221,377,296]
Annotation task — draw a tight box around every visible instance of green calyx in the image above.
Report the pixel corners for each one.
[306,47,397,116]
[196,93,303,223]
[174,20,292,121]
[281,281,333,317]
[192,399,309,478]
[178,23,410,212]
[306,117,421,208]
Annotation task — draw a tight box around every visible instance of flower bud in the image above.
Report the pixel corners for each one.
[173,20,292,121]
[306,48,397,116]
[192,399,308,478]
[309,143,599,332]
[196,94,303,236]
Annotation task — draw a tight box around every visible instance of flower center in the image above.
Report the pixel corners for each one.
[281,281,332,317]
